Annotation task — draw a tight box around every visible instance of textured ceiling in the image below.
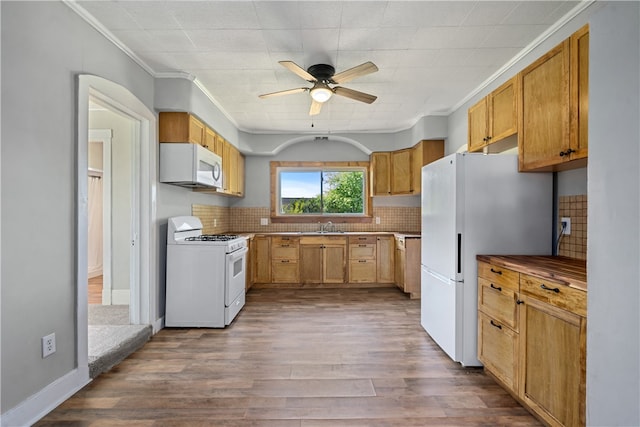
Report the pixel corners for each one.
[73,1,581,134]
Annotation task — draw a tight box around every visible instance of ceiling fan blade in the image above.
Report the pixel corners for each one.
[309,99,323,116]
[279,61,317,82]
[259,87,308,99]
[333,86,377,104]
[331,61,378,84]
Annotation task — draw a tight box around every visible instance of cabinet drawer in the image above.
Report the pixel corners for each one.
[478,312,519,394]
[349,244,376,259]
[271,259,299,283]
[272,246,299,259]
[272,236,299,246]
[348,235,377,245]
[478,277,519,330]
[349,259,376,283]
[478,262,519,291]
[520,273,587,317]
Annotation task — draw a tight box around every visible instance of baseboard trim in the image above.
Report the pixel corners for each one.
[1,367,90,427]
[111,289,130,305]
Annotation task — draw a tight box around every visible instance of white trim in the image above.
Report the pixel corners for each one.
[448,0,597,115]
[111,289,131,306]
[0,368,90,427]
[89,129,113,305]
[63,1,154,77]
[77,75,159,393]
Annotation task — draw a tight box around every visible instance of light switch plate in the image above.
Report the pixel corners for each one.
[260,218,269,226]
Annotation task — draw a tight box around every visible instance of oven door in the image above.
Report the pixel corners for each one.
[225,246,248,305]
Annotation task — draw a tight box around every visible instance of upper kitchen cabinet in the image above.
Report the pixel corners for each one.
[391,148,412,195]
[218,140,244,197]
[411,140,445,194]
[371,140,444,196]
[370,152,392,196]
[159,112,206,147]
[519,25,589,172]
[468,77,519,153]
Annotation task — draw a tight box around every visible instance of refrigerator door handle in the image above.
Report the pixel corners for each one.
[457,233,462,274]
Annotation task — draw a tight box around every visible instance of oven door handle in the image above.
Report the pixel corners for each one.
[228,246,248,261]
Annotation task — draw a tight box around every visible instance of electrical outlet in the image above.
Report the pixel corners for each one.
[213,218,217,227]
[561,217,571,235]
[375,217,381,224]
[260,218,269,226]
[42,333,56,358]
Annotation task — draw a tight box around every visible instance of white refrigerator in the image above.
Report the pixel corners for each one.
[420,153,552,367]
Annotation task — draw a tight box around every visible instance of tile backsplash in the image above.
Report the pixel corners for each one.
[191,205,421,234]
[558,195,587,260]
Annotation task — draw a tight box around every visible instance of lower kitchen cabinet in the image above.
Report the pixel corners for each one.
[300,236,346,285]
[376,235,395,283]
[476,257,587,427]
[252,235,271,284]
[394,236,419,297]
[520,295,585,427]
[348,236,377,283]
[271,236,299,283]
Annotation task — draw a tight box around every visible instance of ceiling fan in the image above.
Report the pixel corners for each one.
[259,61,379,115]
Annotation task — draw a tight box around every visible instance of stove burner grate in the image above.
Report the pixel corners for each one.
[185,234,239,242]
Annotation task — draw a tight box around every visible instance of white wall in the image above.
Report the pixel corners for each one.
[1,0,154,417]
[587,2,639,425]
[89,110,134,295]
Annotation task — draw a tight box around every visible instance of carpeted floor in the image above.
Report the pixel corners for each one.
[88,305,152,379]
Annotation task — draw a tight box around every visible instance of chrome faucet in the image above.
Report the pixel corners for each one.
[320,221,333,232]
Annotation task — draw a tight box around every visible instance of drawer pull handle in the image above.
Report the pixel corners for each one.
[359,260,367,263]
[359,244,367,247]
[540,284,560,293]
[490,283,502,292]
[281,260,289,263]
[516,300,524,305]
[490,320,502,330]
[281,244,290,247]
[490,268,502,275]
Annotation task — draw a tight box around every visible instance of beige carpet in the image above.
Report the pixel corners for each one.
[88,305,152,378]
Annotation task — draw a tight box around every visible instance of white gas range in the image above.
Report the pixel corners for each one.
[165,216,248,328]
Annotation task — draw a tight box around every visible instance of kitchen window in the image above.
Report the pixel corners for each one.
[270,161,372,223]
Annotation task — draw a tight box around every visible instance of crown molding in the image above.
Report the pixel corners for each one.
[448,0,597,115]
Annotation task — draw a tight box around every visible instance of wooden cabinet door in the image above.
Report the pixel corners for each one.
[323,244,346,283]
[391,149,412,194]
[300,244,323,284]
[376,236,395,283]
[570,24,589,161]
[349,259,376,283]
[520,296,584,427]
[468,98,488,152]
[237,152,245,197]
[370,152,391,196]
[489,76,518,143]
[187,115,206,146]
[519,40,571,171]
[252,236,271,284]
[228,146,239,195]
[403,238,421,297]
[394,243,405,290]
[478,312,519,394]
[411,140,444,194]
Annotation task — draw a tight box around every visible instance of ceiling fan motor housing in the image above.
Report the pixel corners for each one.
[307,64,336,82]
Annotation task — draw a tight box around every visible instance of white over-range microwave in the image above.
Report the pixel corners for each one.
[160,143,222,189]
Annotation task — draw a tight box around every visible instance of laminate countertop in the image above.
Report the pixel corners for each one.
[476,255,587,292]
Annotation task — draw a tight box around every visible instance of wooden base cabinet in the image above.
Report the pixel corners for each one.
[271,236,300,283]
[477,259,586,427]
[300,236,346,285]
[394,236,420,298]
[520,296,585,427]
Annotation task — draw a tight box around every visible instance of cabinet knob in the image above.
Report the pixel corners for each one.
[516,300,524,305]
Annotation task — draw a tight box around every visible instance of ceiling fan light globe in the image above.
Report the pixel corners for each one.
[310,87,333,103]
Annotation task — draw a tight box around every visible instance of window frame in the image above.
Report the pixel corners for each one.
[270,161,373,223]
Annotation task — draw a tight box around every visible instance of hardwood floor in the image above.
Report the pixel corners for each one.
[36,288,540,426]
[89,275,103,305]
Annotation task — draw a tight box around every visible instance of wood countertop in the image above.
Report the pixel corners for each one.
[476,255,587,292]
